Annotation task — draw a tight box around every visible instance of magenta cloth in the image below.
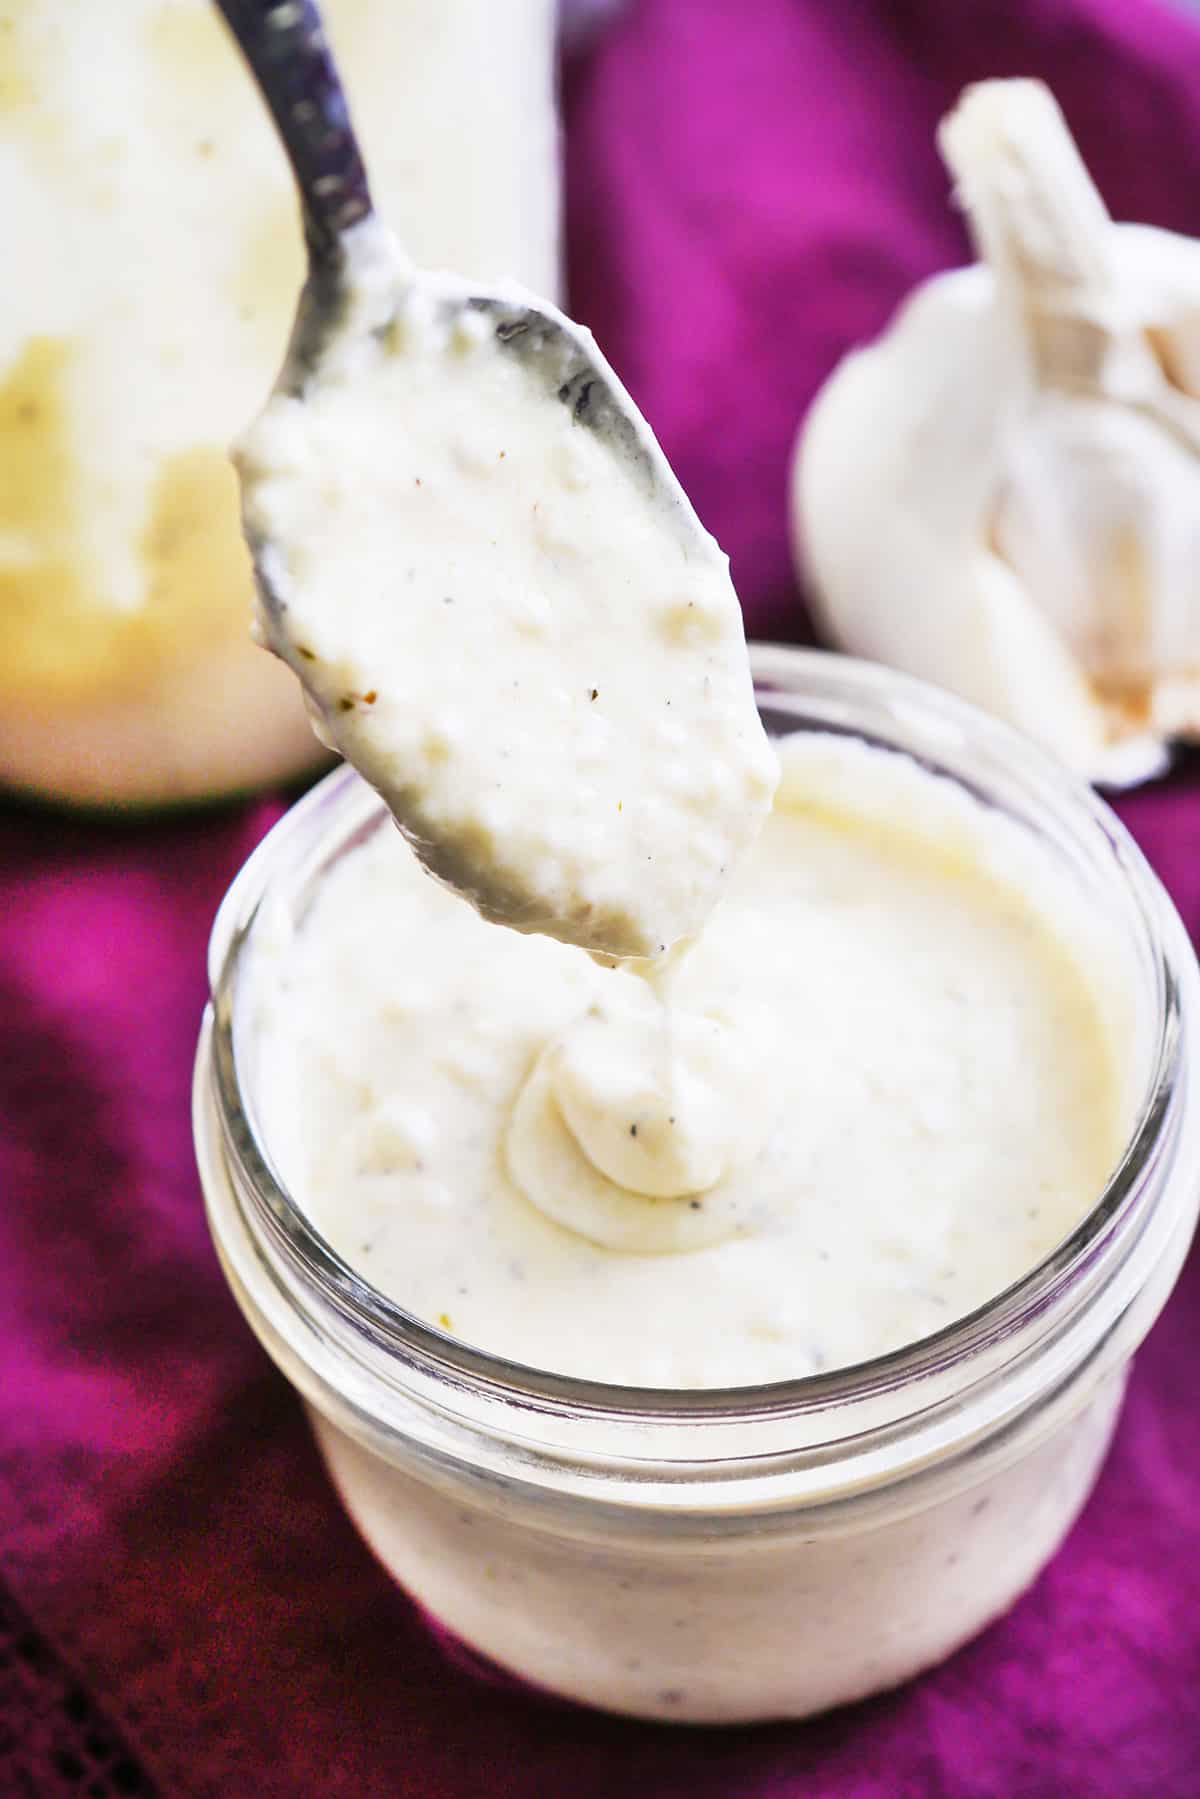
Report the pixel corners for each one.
[4,0,1200,1792]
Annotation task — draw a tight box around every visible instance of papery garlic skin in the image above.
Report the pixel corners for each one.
[793,79,1200,786]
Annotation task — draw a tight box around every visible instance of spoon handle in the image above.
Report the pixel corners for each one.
[215,0,373,261]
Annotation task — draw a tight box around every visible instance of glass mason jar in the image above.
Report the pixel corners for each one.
[193,648,1200,1724]
[0,0,559,805]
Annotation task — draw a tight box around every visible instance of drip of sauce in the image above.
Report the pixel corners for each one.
[508,943,777,1252]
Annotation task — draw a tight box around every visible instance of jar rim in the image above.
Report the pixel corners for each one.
[205,646,1191,1431]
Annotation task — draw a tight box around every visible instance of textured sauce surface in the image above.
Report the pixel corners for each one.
[247,734,1126,1388]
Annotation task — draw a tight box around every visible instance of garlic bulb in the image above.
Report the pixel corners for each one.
[793,78,1200,785]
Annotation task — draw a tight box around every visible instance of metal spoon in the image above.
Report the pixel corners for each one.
[214,0,775,958]
[215,0,678,493]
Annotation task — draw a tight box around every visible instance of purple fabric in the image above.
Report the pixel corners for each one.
[4,0,1200,1791]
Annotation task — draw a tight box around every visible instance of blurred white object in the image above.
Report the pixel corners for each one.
[793,78,1200,786]
[0,0,560,805]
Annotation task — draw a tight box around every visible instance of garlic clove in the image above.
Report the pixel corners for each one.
[796,267,1120,774]
[972,542,1168,785]
[796,268,1000,690]
[943,83,1200,716]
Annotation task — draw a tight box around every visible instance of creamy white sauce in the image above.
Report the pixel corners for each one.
[236,223,777,959]
[246,733,1124,1389]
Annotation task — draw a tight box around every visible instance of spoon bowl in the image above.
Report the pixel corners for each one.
[216,0,776,958]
